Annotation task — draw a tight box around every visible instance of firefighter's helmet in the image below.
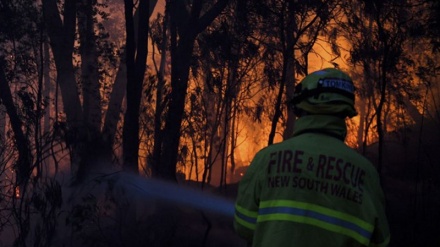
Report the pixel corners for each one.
[291,68,357,118]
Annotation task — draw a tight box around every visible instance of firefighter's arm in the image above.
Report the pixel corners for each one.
[234,153,263,242]
[368,176,390,247]
[368,217,390,247]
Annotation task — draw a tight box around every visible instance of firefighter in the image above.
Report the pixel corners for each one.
[234,68,390,247]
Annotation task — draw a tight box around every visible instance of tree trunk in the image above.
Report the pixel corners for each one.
[43,0,83,125]
[122,0,149,173]
[78,0,101,132]
[153,0,230,181]
[267,2,287,145]
[376,64,387,175]
[103,1,158,162]
[43,40,52,133]
[282,1,296,141]
[152,6,169,177]
[0,58,32,185]
[43,0,87,183]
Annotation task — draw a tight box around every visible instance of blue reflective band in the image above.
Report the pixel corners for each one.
[258,206,372,239]
[235,209,257,225]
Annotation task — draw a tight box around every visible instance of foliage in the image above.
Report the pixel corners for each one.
[0,0,439,245]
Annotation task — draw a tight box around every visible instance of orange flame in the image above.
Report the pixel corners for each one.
[15,186,20,198]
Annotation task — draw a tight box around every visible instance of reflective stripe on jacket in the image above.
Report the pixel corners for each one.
[234,115,390,247]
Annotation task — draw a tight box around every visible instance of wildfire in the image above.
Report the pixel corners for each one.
[15,186,20,198]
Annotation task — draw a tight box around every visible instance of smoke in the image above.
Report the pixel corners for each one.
[118,172,236,217]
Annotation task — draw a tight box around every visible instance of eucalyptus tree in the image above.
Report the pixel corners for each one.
[122,0,150,173]
[425,0,440,51]
[250,0,340,145]
[411,0,440,126]
[0,0,50,186]
[0,0,63,245]
[0,61,33,189]
[43,0,158,182]
[340,0,421,173]
[182,0,263,186]
[150,0,230,181]
[178,0,343,184]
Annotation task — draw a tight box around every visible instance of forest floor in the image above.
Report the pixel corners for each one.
[179,174,440,247]
[382,174,440,247]
[139,173,440,247]
[1,171,439,247]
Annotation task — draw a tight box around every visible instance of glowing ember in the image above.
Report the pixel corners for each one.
[15,186,20,198]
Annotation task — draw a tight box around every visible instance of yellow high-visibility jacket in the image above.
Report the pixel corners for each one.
[234,115,390,247]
